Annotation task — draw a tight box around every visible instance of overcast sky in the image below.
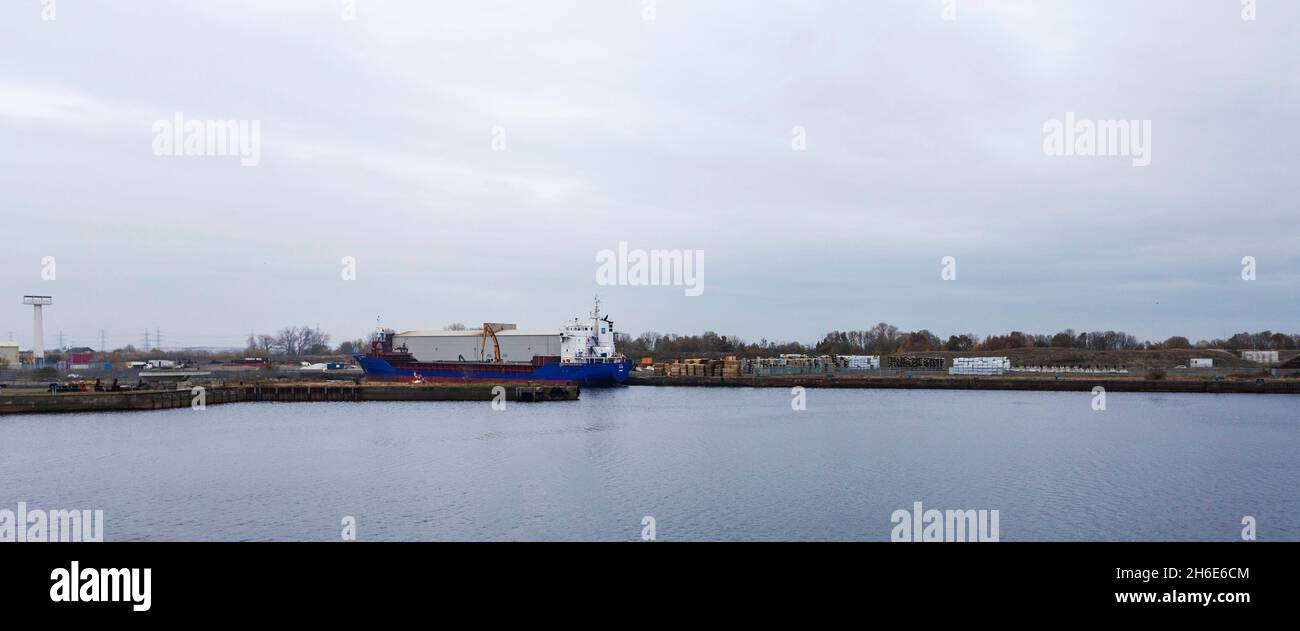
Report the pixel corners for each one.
[2,0,1297,350]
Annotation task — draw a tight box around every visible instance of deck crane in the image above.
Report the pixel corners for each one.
[480,323,503,362]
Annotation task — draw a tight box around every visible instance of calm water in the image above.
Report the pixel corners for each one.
[1,387,1296,541]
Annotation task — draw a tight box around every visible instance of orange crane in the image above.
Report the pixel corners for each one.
[480,324,502,362]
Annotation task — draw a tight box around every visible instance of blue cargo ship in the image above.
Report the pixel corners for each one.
[354,302,630,386]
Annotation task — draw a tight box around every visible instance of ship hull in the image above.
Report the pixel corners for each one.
[353,355,629,386]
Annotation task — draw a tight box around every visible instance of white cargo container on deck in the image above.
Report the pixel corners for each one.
[394,328,562,363]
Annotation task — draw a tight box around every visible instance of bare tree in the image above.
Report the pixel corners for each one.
[336,338,368,355]
[270,326,331,356]
[870,322,900,354]
[301,326,332,355]
[273,327,300,355]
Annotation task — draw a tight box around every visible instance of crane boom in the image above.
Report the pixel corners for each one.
[480,324,502,362]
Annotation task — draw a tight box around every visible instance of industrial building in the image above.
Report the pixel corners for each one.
[1270,357,1300,377]
[65,347,96,369]
[0,341,18,368]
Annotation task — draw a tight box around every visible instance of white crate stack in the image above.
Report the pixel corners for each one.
[948,357,1011,376]
[838,355,880,369]
[1242,350,1279,364]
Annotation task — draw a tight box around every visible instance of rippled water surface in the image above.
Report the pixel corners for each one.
[1,387,1296,541]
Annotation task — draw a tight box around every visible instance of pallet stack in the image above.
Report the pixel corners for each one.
[656,357,744,378]
[718,357,741,377]
[948,357,1011,376]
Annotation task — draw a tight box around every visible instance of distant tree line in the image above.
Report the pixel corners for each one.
[244,326,333,356]
[78,324,1300,362]
[618,331,806,358]
[101,330,368,359]
[617,325,1300,358]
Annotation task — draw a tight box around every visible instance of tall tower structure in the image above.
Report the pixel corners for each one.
[22,295,52,366]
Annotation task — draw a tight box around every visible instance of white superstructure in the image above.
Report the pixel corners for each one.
[560,298,619,363]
